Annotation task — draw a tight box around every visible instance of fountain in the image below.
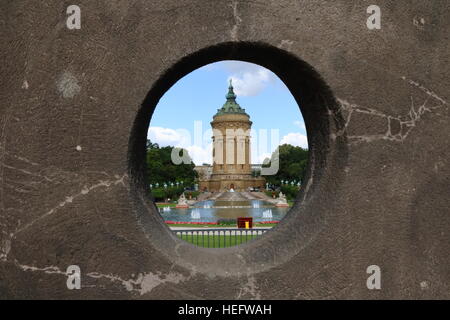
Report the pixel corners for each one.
[275,192,289,207]
[262,209,273,219]
[160,191,288,225]
[191,209,201,220]
[175,192,189,208]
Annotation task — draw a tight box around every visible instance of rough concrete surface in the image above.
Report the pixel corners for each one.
[0,1,449,299]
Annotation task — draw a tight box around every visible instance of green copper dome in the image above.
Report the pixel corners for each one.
[214,79,248,116]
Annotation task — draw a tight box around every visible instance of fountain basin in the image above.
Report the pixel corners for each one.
[275,203,289,207]
[160,199,288,224]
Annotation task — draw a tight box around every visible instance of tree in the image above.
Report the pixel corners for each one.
[146,140,199,201]
[263,144,308,186]
[146,139,198,186]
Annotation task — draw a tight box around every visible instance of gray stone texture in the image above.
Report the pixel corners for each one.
[0,0,449,299]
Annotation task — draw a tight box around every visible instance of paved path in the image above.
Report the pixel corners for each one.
[246,191,278,204]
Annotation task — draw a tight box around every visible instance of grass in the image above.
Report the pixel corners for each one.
[167,223,214,228]
[156,202,177,208]
[167,223,278,228]
[176,233,260,248]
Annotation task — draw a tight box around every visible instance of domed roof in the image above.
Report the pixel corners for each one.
[214,79,248,117]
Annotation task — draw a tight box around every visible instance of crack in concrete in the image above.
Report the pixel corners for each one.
[4,151,39,166]
[0,167,129,273]
[15,261,67,275]
[278,39,294,51]
[230,1,242,41]
[3,258,189,295]
[337,93,445,145]
[12,174,128,236]
[401,76,447,106]
[0,166,192,296]
[56,71,81,99]
[0,239,10,262]
[358,59,448,106]
[236,274,261,299]
[0,162,55,183]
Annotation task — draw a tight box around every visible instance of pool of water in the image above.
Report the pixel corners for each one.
[160,199,289,223]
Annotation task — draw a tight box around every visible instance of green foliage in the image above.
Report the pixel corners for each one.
[146,140,198,201]
[151,188,167,201]
[265,190,276,198]
[184,191,200,199]
[146,140,198,185]
[150,188,201,202]
[280,185,300,200]
[251,169,261,177]
[150,186,185,202]
[217,218,237,226]
[177,234,259,248]
[265,185,299,201]
[263,144,308,187]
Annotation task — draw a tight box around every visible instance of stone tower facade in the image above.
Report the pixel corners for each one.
[199,80,265,192]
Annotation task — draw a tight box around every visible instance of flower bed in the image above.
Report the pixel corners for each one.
[165,220,279,225]
[257,221,279,224]
[165,221,218,225]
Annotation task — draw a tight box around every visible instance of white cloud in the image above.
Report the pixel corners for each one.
[219,61,275,97]
[255,152,272,164]
[221,61,259,73]
[280,132,308,149]
[147,127,189,147]
[148,126,212,165]
[228,69,271,97]
[185,144,212,165]
[294,120,306,130]
[148,126,308,166]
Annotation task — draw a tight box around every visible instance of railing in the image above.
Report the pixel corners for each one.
[173,228,268,248]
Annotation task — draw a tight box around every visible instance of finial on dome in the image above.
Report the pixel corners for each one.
[226,79,236,100]
[215,78,247,116]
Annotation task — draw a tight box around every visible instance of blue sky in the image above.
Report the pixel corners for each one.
[148,61,307,165]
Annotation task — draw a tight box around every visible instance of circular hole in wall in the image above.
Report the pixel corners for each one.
[128,42,347,275]
[146,60,308,248]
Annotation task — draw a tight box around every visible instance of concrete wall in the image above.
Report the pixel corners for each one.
[0,1,449,299]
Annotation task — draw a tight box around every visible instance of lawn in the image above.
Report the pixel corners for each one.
[167,223,278,228]
[176,233,260,248]
[156,202,177,208]
[168,223,215,228]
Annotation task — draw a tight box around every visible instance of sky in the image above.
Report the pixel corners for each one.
[148,61,307,165]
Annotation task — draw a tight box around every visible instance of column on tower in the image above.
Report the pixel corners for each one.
[236,134,246,171]
[212,134,224,172]
[245,135,251,172]
[225,135,235,172]
[222,130,226,172]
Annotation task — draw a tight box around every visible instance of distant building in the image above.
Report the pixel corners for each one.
[198,80,265,192]
[194,165,213,180]
[251,164,263,173]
